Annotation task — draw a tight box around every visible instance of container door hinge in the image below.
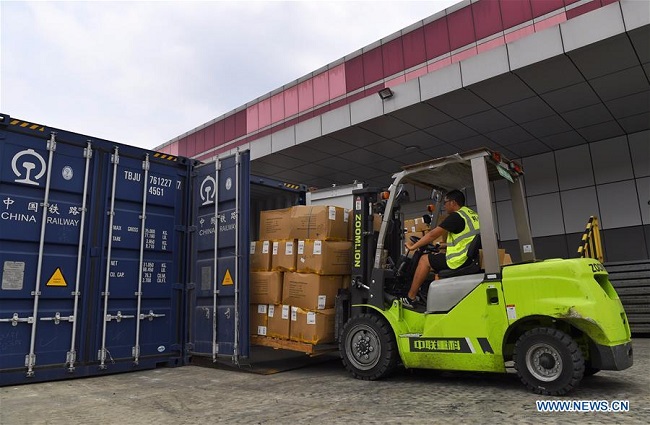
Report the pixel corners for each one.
[185,343,195,353]
[24,354,36,375]
[174,224,186,232]
[170,343,182,352]
[66,350,77,371]
[187,225,197,233]
[132,345,140,358]
[186,282,196,291]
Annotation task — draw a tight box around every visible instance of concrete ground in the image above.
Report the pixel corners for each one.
[1,338,648,425]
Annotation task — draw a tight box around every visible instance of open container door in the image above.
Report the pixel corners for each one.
[189,151,250,364]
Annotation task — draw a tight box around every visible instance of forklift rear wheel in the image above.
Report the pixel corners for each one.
[514,327,584,395]
[340,314,398,380]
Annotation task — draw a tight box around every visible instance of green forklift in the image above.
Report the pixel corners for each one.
[337,148,633,395]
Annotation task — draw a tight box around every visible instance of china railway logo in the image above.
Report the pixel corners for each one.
[200,175,216,206]
[12,149,46,186]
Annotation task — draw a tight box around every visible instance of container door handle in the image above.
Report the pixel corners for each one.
[0,313,34,326]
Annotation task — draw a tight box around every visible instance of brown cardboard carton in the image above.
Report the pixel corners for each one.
[479,249,508,269]
[271,240,297,272]
[404,217,428,233]
[260,206,348,241]
[282,273,342,310]
[259,208,293,240]
[250,304,269,336]
[250,240,272,271]
[250,271,283,304]
[267,304,291,339]
[290,307,336,344]
[373,214,383,232]
[293,205,348,240]
[341,275,351,290]
[297,240,352,275]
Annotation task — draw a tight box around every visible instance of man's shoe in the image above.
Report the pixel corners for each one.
[400,296,419,309]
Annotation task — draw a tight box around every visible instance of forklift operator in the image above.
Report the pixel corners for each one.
[401,190,480,309]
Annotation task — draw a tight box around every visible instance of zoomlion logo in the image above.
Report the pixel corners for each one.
[353,196,362,269]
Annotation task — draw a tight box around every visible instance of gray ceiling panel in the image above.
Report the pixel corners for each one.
[568,34,638,79]
[369,139,413,158]
[629,26,650,64]
[514,55,585,94]
[309,136,358,155]
[498,96,556,124]
[426,89,492,119]
[358,115,418,139]
[250,161,287,176]
[617,112,650,133]
[576,120,625,142]
[606,90,650,119]
[467,74,536,107]
[459,109,515,133]
[590,66,650,101]
[541,82,601,113]
[276,145,330,162]
[426,120,478,142]
[394,131,445,150]
[521,115,572,138]
[389,103,452,128]
[504,140,551,157]
[329,126,384,147]
[563,104,614,129]
[451,135,502,152]
[342,148,395,164]
[540,131,585,150]
[485,126,534,146]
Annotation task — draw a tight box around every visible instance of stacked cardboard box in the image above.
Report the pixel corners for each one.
[251,205,351,346]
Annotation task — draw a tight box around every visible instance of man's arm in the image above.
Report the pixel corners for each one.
[405,226,448,251]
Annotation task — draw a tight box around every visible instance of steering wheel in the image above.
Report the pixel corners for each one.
[409,235,440,253]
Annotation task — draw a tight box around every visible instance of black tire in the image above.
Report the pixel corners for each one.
[513,327,584,396]
[340,314,398,380]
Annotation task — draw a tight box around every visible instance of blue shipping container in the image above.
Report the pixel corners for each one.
[187,152,306,365]
[0,114,189,385]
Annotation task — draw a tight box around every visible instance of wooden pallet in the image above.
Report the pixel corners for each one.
[251,335,338,356]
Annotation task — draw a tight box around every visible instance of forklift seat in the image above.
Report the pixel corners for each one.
[437,234,482,279]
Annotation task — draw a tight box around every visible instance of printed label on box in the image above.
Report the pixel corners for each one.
[313,240,322,255]
[298,240,305,255]
[344,209,349,222]
[262,241,269,254]
[318,295,326,309]
[291,306,298,321]
[250,242,256,255]
[257,304,267,314]
[258,326,267,336]
[307,312,316,325]
[328,206,336,220]
[268,305,275,317]
[285,241,293,255]
[281,305,290,319]
[272,242,279,255]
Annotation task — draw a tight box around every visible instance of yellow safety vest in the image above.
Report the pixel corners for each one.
[446,206,480,269]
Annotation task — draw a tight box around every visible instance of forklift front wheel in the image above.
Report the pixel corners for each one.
[340,314,398,380]
[514,327,585,396]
